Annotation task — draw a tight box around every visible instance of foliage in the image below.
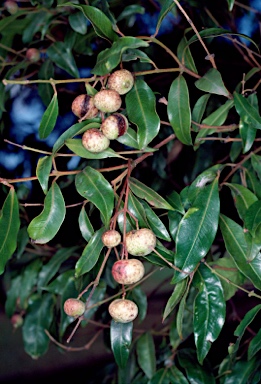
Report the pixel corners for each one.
[1,0,261,382]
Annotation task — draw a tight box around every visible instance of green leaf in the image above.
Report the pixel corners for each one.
[126,79,160,149]
[154,0,175,37]
[27,182,66,244]
[168,211,183,241]
[173,178,220,283]
[193,264,226,364]
[239,119,257,154]
[0,188,20,274]
[47,42,79,78]
[167,366,189,384]
[83,280,106,321]
[110,320,133,368]
[167,75,192,145]
[92,37,149,75]
[163,278,188,321]
[129,177,174,210]
[38,93,59,139]
[219,214,261,291]
[244,200,261,237]
[22,12,52,44]
[167,190,185,214]
[191,94,210,131]
[78,205,94,241]
[69,11,87,35]
[75,166,114,227]
[248,328,261,360]
[176,283,190,339]
[149,368,169,384]
[234,91,261,130]
[177,35,198,74]
[38,60,54,107]
[136,332,156,379]
[227,0,235,11]
[36,156,52,194]
[127,192,149,228]
[65,138,125,159]
[251,153,261,181]
[129,286,147,322]
[140,200,172,242]
[178,349,215,383]
[225,183,258,220]
[22,294,55,358]
[223,358,259,384]
[75,227,104,277]
[5,275,22,317]
[195,68,230,97]
[63,3,118,42]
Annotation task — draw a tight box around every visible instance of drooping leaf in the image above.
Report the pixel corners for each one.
[225,182,258,220]
[65,138,125,159]
[177,35,198,74]
[223,358,259,384]
[244,200,261,237]
[234,91,261,130]
[193,264,226,364]
[202,99,234,126]
[22,294,55,358]
[167,75,192,145]
[78,205,94,242]
[136,332,156,379]
[126,79,160,149]
[116,127,155,151]
[163,278,188,321]
[75,227,104,277]
[172,178,220,283]
[38,93,59,139]
[195,68,230,97]
[92,37,149,75]
[251,153,261,181]
[69,11,87,35]
[38,60,55,107]
[129,286,147,322]
[167,190,185,214]
[27,182,66,244]
[0,188,20,274]
[219,214,261,291]
[110,320,133,368]
[129,177,174,210]
[239,119,257,154]
[83,280,106,321]
[47,42,79,78]
[167,366,189,383]
[75,166,114,227]
[63,3,118,42]
[178,349,215,383]
[36,155,53,194]
[191,94,210,131]
[22,11,52,44]
[154,0,175,37]
[176,283,190,340]
[140,200,172,242]
[149,368,169,384]
[227,0,235,11]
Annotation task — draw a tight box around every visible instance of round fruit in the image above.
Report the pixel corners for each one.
[64,298,85,317]
[102,230,121,248]
[112,258,145,284]
[126,228,156,256]
[11,314,23,329]
[93,89,122,113]
[82,128,110,153]
[100,113,128,140]
[107,69,134,95]
[26,48,40,62]
[108,298,138,323]
[71,94,99,120]
[4,0,18,14]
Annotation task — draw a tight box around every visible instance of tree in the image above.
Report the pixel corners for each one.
[1,0,261,382]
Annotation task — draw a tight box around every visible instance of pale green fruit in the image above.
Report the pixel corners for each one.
[112,258,145,284]
[126,228,156,256]
[107,69,134,95]
[108,299,138,323]
[102,230,121,248]
[82,128,110,153]
[64,298,85,317]
[93,89,122,113]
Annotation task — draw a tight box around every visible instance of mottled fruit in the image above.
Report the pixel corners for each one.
[102,230,121,248]
[126,228,156,256]
[82,128,110,153]
[71,94,99,120]
[64,298,85,317]
[112,258,145,284]
[100,113,128,140]
[108,299,138,323]
[107,69,134,95]
[26,48,40,62]
[93,89,122,113]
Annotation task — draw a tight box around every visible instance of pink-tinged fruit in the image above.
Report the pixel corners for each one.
[108,298,138,323]
[112,259,145,284]
[64,298,85,317]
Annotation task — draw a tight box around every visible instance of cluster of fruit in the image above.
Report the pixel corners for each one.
[64,228,156,324]
[71,69,134,153]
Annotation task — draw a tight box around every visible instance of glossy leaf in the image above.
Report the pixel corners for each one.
[78,205,94,241]
[63,3,118,42]
[234,91,261,130]
[239,119,256,154]
[178,349,215,383]
[223,358,259,384]
[248,328,261,360]
[136,332,156,379]
[110,320,133,368]
[225,182,258,220]
[75,227,104,277]
[176,283,190,339]
[36,155,52,194]
[27,182,66,244]
[0,188,20,274]
[193,263,226,364]
[195,68,230,97]
[251,153,261,181]
[19,259,43,308]
[22,294,55,358]
[127,191,149,229]
[244,200,261,237]
[47,42,79,78]
[167,75,192,145]
[149,368,169,384]
[173,178,220,283]
[219,214,261,290]
[141,200,171,241]
[5,275,22,317]
[38,93,59,139]
[129,286,147,322]
[168,211,183,241]
[245,168,261,199]
[92,37,149,75]
[22,11,51,44]
[177,35,198,74]
[38,60,55,107]
[163,278,188,321]
[154,0,175,36]
[227,0,235,11]
[191,94,210,131]
[167,366,189,384]
[75,166,114,227]
[129,177,174,210]
[69,11,87,35]
[83,280,106,321]
[126,79,160,149]
[65,138,125,159]
[167,190,185,214]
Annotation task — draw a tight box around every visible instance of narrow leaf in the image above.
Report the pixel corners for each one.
[47,42,79,78]
[154,0,175,36]
[223,358,259,384]
[65,138,125,159]
[0,188,20,274]
[69,11,87,35]
[163,278,188,321]
[141,200,171,242]
[36,155,52,194]
[136,332,156,379]
[126,79,160,149]
[177,35,198,74]
[191,94,210,131]
[244,200,261,237]
[248,328,261,360]
[167,75,192,145]
[110,320,133,368]
[195,68,230,97]
[38,93,58,139]
[178,349,215,383]
[75,166,114,227]
[78,205,94,241]
[225,182,258,220]
[234,91,261,130]
[251,153,261,181]
[27,182,66,244]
